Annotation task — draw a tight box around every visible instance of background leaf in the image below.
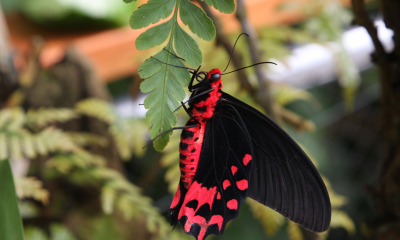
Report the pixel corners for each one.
[0,159,24,240]
[129,0,176,29]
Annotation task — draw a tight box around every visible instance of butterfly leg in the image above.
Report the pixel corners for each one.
[163,47,185,61]
[173,88,214,113]
[143,124,200,149]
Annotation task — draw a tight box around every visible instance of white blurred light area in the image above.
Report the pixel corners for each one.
[114,20,394,118]
[268,20,394,88]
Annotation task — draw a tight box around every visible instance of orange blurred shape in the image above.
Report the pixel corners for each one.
[7,0,352,83]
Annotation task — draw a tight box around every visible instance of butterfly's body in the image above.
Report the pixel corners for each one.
[165,66,331,240]
[179,69,223,189]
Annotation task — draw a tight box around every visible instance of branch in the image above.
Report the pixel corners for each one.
[197,1,254,95]
[351,0,387,58]
[235,0,278,122]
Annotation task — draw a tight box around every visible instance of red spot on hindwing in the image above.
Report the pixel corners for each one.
[243,154,252,166]
[236,179,248,191]
[231,166,238,175]
[223,180,231,190]
[217,192,221,200]
[227,199,238,210]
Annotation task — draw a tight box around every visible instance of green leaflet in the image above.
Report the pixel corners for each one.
[139,47,190,151]
[136,20,173,50]
[205,0,235,14]
[123,0,136,3]
[0,159,24,240]
[127,0,237,150]
[129,0,176,29]
[174,23,202,67]
[179,0,215,41]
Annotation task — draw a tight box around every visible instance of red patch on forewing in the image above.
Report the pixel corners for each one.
[231,166,238,175]
[236,179,248,191]
[217,192,221,199]
[223,180,231,190]
[227,199,238,210]
[170,184,181,209]
[243,154,252,166]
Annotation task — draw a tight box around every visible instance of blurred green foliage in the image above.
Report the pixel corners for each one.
[1,0,137,29]
[0,159,24,240]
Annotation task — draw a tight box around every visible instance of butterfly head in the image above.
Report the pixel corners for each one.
[207,68,223,90]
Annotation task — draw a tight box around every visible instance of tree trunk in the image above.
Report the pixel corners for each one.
[352,0,400,239]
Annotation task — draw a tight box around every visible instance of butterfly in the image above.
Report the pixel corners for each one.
[149,34,331,240]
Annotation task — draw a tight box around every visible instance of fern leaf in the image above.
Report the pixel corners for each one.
[0,108,14,129]
[15,177,50,204]
[205,0,235,13]
[21,132,37,159]
[66,132,108,148]
[34,134,48,156]
[76,99,116,124]
[76,98,142,160]
[46,155,74,174]
[109,122,132,160]
[139,46,189,151]
[6,108,25,131]
[10,135,23,159]
[130,0,221,151]
[101,185,116,215]
[25,108,78,128]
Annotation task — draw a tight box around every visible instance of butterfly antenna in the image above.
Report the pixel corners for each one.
[150,56,196,72]
[222,33,249,73]
[222,62,277,75]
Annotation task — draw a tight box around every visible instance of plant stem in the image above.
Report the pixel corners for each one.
[235,0,278,122]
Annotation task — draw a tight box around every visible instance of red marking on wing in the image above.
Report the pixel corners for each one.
[236,179,248,191]
[217,192,221,199]
[231,166,238,175]
[243,154,252,166]
[223,180,231,190]
[171,184,181,208]
[227,199,238,210]
[196,215,224,240]
[178,181,224,240]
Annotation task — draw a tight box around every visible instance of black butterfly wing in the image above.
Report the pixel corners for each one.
[176,104,253,240]
[221,92,331,232]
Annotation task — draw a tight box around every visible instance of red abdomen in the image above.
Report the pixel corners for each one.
[179,120,206,188]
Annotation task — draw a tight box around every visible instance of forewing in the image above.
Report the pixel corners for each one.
[221,92,331,232]
[177,104,252,240]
